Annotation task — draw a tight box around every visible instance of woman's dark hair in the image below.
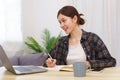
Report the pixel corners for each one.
[57,6,85,25]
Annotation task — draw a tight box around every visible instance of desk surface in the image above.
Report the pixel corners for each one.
[0,66,120,80]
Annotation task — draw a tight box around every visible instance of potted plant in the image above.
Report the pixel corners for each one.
[24,28,61,54]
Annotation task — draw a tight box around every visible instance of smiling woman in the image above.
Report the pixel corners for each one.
[45,5,116,71]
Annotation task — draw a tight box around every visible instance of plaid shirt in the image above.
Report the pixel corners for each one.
[49,29,116,70]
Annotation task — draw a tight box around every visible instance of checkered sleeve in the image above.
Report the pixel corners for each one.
[89,33,116,69]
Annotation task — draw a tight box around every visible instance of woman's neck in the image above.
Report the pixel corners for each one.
[70,26,82,40]
[69,26,82,45]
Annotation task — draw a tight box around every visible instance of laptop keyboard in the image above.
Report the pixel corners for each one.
[14,66,45,72]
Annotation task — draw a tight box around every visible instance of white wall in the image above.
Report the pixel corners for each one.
[113,0,120,66]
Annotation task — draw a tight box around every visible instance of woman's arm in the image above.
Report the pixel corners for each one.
[88,33,116,70]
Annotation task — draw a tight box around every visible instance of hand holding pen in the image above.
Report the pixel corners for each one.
[46,53,56,67]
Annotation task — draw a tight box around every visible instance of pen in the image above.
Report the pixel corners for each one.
[48,53,53,59]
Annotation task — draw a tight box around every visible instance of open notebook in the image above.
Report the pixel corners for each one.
[59,65,73,72]
[0,45,47,75]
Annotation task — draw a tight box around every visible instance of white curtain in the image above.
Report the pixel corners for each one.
[70,0,120,66]
[0,0,23,57]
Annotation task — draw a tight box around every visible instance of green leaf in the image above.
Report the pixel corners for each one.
[24,28,61,54]
[24,36,44,53]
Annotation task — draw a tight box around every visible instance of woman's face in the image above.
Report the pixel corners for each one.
[57,13,77,34]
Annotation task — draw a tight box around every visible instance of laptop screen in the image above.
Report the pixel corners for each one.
[0,45,17,73]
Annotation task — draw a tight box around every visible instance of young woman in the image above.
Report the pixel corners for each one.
[45,5,116,70]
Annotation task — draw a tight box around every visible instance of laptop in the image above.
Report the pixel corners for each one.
[0,45,47,74]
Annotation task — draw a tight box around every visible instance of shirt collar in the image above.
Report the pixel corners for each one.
[81,29,88,41]
[63,29,88,43]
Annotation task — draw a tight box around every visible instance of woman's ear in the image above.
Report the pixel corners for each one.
[73,15,78,23]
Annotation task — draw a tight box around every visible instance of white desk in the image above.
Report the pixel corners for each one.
[0,66,120,80]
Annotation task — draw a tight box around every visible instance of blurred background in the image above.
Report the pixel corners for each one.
[0,0,120,66]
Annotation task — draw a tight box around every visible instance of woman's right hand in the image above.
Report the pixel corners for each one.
[46,58,56,67]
